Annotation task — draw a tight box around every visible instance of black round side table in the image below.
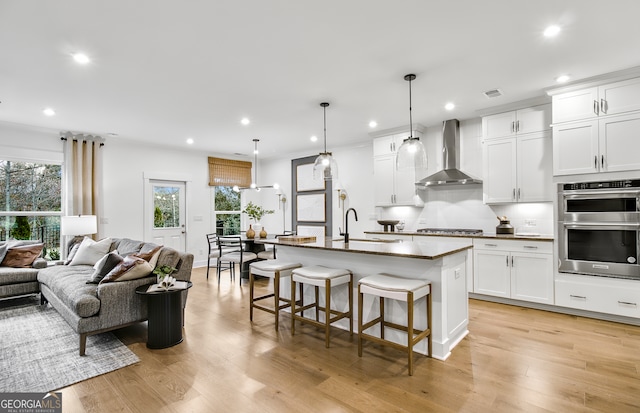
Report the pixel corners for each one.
[135,281,193,349]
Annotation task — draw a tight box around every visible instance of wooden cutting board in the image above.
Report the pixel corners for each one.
[277,236,316,243]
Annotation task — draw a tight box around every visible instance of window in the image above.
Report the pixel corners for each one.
[0,160,62,258]
[213,186,240,235]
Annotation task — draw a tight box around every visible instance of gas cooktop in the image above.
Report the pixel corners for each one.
[416,228,484,235]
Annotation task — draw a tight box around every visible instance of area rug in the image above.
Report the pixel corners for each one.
[0,303,140,392]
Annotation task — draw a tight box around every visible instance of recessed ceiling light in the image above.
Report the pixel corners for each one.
[556,74,571,83]
[544,25,561,37]
[186,138,194,145]
[369,121,378,128]
[241,117,250,125]
[43,108,55,116]
[310,135,318,142]
[72,52,90,64]
[445,102,455,110]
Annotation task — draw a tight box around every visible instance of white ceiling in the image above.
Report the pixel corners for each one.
[2,0,640,159]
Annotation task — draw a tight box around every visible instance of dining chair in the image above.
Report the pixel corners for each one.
[218,235,258,284]
[206,233,237,282]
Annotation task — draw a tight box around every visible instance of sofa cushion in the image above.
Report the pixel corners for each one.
[112,238,144,257]
[101,256,153,283]
[87,251,123,284]
[0,266,40,286]
[1,243,44,268]
[156,248,180,270]
[69,237,112,266]
[37,265,101,317]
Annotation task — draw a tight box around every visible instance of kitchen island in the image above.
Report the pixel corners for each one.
[258,237,472,360]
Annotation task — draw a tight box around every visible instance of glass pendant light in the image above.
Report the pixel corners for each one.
[396,74,427,170]
[313,102,339,181]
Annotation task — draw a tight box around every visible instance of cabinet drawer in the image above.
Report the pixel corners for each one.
[555,277,640,318]
[473,239,552,253]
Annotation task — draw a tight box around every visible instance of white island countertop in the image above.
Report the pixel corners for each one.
[258,237,473,260]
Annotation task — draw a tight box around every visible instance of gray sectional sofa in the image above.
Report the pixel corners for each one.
[37,237,194,355]
[0,240,48,299]
[0,259,47,299]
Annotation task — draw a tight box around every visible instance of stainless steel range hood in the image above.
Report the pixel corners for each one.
[416,119,482,187]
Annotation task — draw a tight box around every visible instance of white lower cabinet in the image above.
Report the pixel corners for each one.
[555,274,640,318]
[473,239,554,305]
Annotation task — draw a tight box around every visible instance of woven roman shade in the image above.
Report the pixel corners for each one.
[208,157,252,187]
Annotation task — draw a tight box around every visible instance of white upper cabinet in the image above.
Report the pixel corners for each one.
[552,78,640,124]
[482,104,552,204]
[484,132,552,203]
[482,104,551,140]
[372,131,424,207]
[551,76,640,176]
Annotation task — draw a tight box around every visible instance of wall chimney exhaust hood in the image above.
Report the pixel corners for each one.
[415,119,482,187]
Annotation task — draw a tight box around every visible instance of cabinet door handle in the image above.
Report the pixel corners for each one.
[513,188,516,200]
[618,301,637,306]
[523,245,538,249]
[511,256,514,267]
[516,120,520,132]
[594,156,598,169]
[506,256,509,267]
[593,100,599,115]
[600,99,607,114]
[510,121,514,133]
[601,155,605,169]
[485,243,498,247]
[517,188,521,200]
[570,294,587,300]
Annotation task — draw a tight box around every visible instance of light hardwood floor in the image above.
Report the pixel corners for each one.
[58,267,640,412]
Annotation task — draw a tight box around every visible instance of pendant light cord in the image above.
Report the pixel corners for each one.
[408,76,413,139]
[323,104,327,152]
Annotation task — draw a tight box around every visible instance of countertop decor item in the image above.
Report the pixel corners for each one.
[377,220,400,232]
[496,216,514,234]
[313,102,338,181]
[396,74,427,171]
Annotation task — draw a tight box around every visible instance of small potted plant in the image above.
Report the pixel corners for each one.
[153,264,177,285]
[242,201,274,238]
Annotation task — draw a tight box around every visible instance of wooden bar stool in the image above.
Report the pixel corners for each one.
[249,260,302,330]
[290,265,353,348]
[358,273,432,376]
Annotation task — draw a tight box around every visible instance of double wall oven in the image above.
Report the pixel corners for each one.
[558,179,640,280]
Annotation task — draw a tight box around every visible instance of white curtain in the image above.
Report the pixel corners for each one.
[61,132,104,238]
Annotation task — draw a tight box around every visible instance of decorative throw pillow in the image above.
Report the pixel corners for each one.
[1,243,44,268]
[64,243,80,265]
[87,251,123,284]
[134,245,163,268]
[69,237,112,266]
[101,255,153,283]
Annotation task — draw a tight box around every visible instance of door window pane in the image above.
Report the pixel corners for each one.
[154,186,181,228]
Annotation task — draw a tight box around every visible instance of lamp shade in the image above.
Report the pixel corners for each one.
[61,215,98,236]
[396,137,427,170]
[313,152,338,181]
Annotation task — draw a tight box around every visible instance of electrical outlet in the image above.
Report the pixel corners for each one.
[454,269,461,279]
[524,219,537,227]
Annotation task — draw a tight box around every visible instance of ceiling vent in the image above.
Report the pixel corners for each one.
[483,88,503,99]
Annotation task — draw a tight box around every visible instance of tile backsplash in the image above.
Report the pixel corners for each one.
[377,185,554,235]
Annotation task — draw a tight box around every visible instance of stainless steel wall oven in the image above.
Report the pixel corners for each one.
[558,179,640,279]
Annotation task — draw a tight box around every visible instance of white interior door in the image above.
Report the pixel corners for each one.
[147,180,186,251]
